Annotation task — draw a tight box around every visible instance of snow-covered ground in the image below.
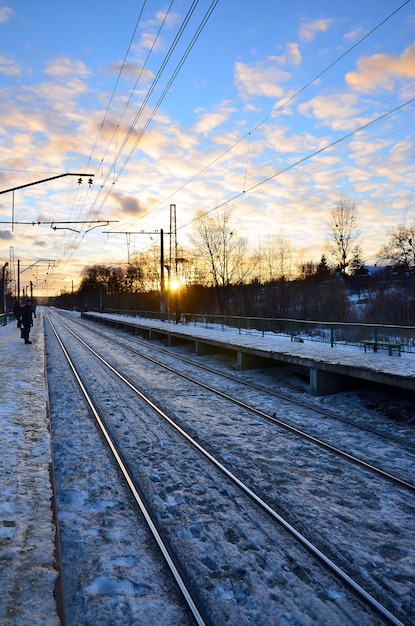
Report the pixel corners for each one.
[1,308,414,625]
[0,313,60,625]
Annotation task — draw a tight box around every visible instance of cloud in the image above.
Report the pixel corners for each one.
[44,57,91,78]
[270,43,302,67]
[343,27,365,42]
[0,54,21,76]
[113,191,148,217]
[105,61,153,83]
[0,6,13,23]
[193,103,235,136]
[298,93,360,129]
[262,123,311,158]
[0,230,12,240]
[235,60,290,99]
[299,18,332,42]
[346,41,415,93]
[23,78,90,112]
[286,43,301,66]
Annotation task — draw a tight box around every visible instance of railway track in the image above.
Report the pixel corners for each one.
[45,309,414,625]
[60,309,415,488]
[80,312,415,451]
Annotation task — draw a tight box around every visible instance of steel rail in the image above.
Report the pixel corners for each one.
[82,313,415,451]
[61,310,415,493]
[65,308,415,452]
[47,312,206,626]
[49,310,406,626]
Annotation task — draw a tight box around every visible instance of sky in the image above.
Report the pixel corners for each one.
[0,0,414,296]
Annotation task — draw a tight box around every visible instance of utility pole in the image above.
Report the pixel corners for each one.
[103,229,167,315]
[17,259,20,303]
[2,262,9,313]
[160,228,165,306]
[169,204,177,277]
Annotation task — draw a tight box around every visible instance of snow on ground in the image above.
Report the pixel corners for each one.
[0,313,60,625]
[0,308,414,625]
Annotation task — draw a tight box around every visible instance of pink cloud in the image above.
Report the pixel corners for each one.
[346,41,415,93]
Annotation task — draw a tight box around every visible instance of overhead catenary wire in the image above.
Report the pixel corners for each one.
[36,0,413,286]
[49,1,151,272]
[91,0,174,184]
[48,1,204,274]
[57,0,412,247]
[176,95,415,232]
[56,1,218,271]
[47,2,219,281]
[86,0,218,224]
[85,0,149,171]
[129,0,413,226]
[135,83,415,237]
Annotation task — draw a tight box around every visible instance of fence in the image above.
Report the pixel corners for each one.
[0,313,15,326]
[99,309,415,354]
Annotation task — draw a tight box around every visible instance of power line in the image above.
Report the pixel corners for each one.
[89,0,173,184]
[85,1,148,169]
[49,2,150,272]
[177,95,415,231]
[139,0,412,223]
[82,1,218,230]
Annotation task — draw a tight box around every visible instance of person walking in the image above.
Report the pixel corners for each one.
[20,299,33,344]
[12,300,21,328]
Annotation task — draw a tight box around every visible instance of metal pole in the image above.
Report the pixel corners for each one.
[0,172,94,195]
[2,262,9,313]
[17,259,20,302]
[160,229,164,313]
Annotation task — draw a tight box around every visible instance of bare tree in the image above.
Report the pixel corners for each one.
[125,261,144,293]
[377,225,415,274]
[254,235,294,283]
[130,246,163,292]
[190,206,251,313]
[327,197,360,275]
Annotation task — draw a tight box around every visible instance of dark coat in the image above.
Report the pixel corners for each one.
[20,303,33,328]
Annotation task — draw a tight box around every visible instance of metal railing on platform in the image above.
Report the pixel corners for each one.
[0,313,14,326]
[93,309,415,354]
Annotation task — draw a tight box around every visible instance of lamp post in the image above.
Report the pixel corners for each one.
[2,262,9,313]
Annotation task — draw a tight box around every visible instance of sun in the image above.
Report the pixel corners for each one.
[169,278,181,291]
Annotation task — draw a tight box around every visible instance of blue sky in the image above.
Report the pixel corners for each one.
[0,0,414,295]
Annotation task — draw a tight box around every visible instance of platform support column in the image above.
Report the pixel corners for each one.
[310,368,344,396]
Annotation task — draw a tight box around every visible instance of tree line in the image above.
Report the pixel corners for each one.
[53,198,415,326]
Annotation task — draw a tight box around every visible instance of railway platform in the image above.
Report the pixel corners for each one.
[82,311,415,396]
[0,311,60,625]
